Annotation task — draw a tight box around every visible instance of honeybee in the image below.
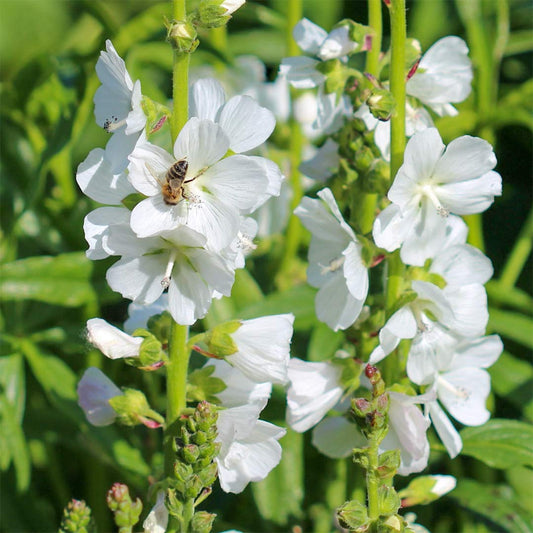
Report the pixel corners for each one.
[161,159,190,205]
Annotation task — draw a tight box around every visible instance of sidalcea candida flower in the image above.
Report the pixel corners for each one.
[127,118,275,250]
[410,335,503,458]
[77,367,123,426]
[86,318,143,359]
[355,36,473,160]
[295,188,369,331]
[143,491,168,533]
[201,314,294,384]
[373,128,502,265]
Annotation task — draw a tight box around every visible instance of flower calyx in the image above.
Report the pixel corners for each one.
[166,19,199,54]
[108,388,165,428]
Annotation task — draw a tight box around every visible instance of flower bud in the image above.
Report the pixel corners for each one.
[59,499,92,533]
[191,511,217,533]
[167,20,199,53]
[182,444,201,464]
[367,88,396,121]
[108,388,164,428]
[399,475,457,507]
[106,483,142,531]
[377,485,401,516]
[336,500,369,530]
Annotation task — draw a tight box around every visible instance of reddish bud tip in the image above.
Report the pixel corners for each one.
[370,254,386,267]
[365,364,378,379]
[139,360,165,371]
[138,416,163,429]
[407,58,421,81]
[150,115,167,134]
[363,34,373,52]
[383,0,391,6]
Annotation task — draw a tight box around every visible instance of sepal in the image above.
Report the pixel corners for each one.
[108,388,164,428]
[337,500,370,530]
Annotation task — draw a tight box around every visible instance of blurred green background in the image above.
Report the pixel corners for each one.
[1,1,532,532]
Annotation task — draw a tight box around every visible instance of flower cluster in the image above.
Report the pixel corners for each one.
[77,41,282,325]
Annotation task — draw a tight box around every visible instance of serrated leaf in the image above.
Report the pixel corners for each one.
[0,252,96,307]
[252,427,304,525]
[488,308,533,349]
[460,419,533,469]
[450,479,533,533]
[240,285,317,331]
[490,351,533,422]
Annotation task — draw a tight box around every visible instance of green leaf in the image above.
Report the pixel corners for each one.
[112,440,151,477]
[308,322,345,362]
[488,308,533,349]
[0,392,30,491]
[240,285,317,331]
[187,366,226,404]
[487,281,533,313]
[450,479,533,533]
[252,427,304,525]
[505,30,533,56]
[490,351,533,422]
[230,269,264,311]
[460,419,533,469]
[0,252,96,307]
[0,353,25,421]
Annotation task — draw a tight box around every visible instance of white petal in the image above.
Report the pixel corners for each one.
[106,255,166,304]
[125,81,146,134]
[77,148,135,204]
[104,129,141,174]
[83,207,130,259]
[438,368,491,426]
[448,335,503,370]
[434,135,496,184]
[343,241,368,300]
[444,284,488,337]
[431,244,493,286]
[124,294,169,334]
[428,401,462,458]
[373,203,416,252]
[201,155,268,212]
[293,18,328,55]
[437,170,502,215]
[77,367,122,426]
[173,118,229,177]
[130,196,186,238]
[318,26,357,60]
[299,139,339,181]
[189,78,226,121]
[143,491,168,533]
[314,88,351,134]
[279,57,325,89]
[407,334,440,385]
[218,96,275,153]
[317,188,356,237]
[86,318,143,359]
[187,247,235,297]
[312,417,365,458]
[315,273,364,331]
[286,358,344,432]
[247,156,284,209]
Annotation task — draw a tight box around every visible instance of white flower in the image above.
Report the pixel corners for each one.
[299,139,339,181]
[412,335,503,458]
[77,367,122,426]
[189,77,276,154]
[219,0,245,15]
[94,210,235,325]
[94,40,146,136]
[215,403,285,493]
[224,314,294,385]
[204,359,272,408]
[143,491,168,533]
[295,188,369,331]
[86,318,143,359]
[311,416,365,458]
[407,36,473,117]
[373,128,502,264]
[318,25,358,60]
[286,358,344,432]
[127,119,273,250]
[124,294,169,334]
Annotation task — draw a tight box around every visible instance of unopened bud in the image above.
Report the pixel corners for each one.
[367,88,395,121]
[167,20,199,53]
[191,510,216,533]
[106,483,142,530]
[59,499,93,533]
[336,500,369,530]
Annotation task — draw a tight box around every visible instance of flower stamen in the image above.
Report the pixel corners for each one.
[320,256,345,275]
[161,249,178,288]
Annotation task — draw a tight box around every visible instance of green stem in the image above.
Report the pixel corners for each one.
[276,0,303,286]
[388,0,406,178]
[366,439,380,520]
[499,206,533,289]
[365,0,382,79]
[165,322,190,477]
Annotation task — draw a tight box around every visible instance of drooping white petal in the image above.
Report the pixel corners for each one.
[218,95,275,153]
[279,57,325,89]
[190,78,226,121]
[77,367,122,426]
[286,358,344,432]
[318,26,357,60]
[428,401,462,458]
[205,359,272,409]
[143,491,168,533]
[173,118,230,177]
[77,148,135,204]
[438,368,491,426]
[299,139,339,181]
[312,416,365,458]
[86,318,143,359]
[83,207,131,259]
[293,18,328,55]
[106,255,166,305]
[431,244,493,286]
[227,314,294,385]
[105,130,143,175]
[343,241,368,300]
